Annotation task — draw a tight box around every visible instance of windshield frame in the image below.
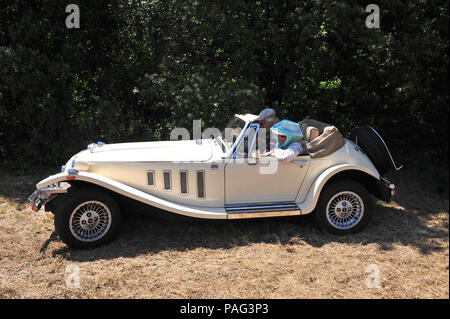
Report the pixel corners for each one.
[221,114,250,159]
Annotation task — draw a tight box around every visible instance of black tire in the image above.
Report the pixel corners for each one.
[350,127,392,175]
[313,180,372,235]
[54,187,121,248]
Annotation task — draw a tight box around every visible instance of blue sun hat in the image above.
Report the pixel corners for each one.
[270,120,304,149]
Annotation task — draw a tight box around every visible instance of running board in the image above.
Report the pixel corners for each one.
[226,203,301,219]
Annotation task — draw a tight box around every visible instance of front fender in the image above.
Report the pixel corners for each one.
[36,171,227,219]
[296,164,380,214]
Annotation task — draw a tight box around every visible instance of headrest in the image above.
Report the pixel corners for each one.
[306,126,320,142]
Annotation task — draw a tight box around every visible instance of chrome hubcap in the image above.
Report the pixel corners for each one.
[69,201,112,242]
[326,191,364,230]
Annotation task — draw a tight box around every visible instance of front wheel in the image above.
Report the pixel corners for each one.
[54,187,121,248]
[313,180,372,235]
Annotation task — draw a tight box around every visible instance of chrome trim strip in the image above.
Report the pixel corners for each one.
[227,210,301,219]
[368,127,403,171]
[226,203,298,211]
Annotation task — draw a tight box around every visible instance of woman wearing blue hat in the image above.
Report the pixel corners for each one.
[263,120,304,162]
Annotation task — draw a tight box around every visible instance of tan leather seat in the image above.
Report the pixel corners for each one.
[298,118,345,158]
[301,123,320,142]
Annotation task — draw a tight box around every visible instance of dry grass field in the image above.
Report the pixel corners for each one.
[0,160,448,299]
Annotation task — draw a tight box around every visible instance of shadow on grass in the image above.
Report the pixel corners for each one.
[48,192,448,262]
[0,165,448,262]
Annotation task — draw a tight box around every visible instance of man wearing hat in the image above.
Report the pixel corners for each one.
[256,108,280,152]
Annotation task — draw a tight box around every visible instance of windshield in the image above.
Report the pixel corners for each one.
[220,116,246,150]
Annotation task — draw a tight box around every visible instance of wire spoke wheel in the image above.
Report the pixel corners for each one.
[326,191,364,230]
[69,200,112,242]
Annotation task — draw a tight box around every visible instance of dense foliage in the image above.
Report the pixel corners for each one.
[0,0,448,170]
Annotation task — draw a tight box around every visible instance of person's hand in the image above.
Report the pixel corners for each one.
[250,151,260,159]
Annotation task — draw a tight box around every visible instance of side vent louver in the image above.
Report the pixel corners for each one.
[180,171,188,195]
[163,171,171,191]
[197,170,205,198]
[147,171,155,186]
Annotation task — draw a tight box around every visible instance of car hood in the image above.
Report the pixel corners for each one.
[74,140,213,163]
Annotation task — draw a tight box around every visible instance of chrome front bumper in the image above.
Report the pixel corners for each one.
[28,185,69,212]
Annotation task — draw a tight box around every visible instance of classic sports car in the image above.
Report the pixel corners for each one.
[28,114,402,248]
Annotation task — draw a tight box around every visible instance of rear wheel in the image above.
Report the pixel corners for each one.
[54,187,121,248]
[313,180,372,235]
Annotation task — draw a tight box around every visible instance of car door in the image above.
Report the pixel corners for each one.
[224,124,310,205]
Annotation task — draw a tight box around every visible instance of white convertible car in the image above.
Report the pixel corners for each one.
[28,114,401,248]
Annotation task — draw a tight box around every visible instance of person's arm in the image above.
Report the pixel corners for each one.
[271,143,303,162]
